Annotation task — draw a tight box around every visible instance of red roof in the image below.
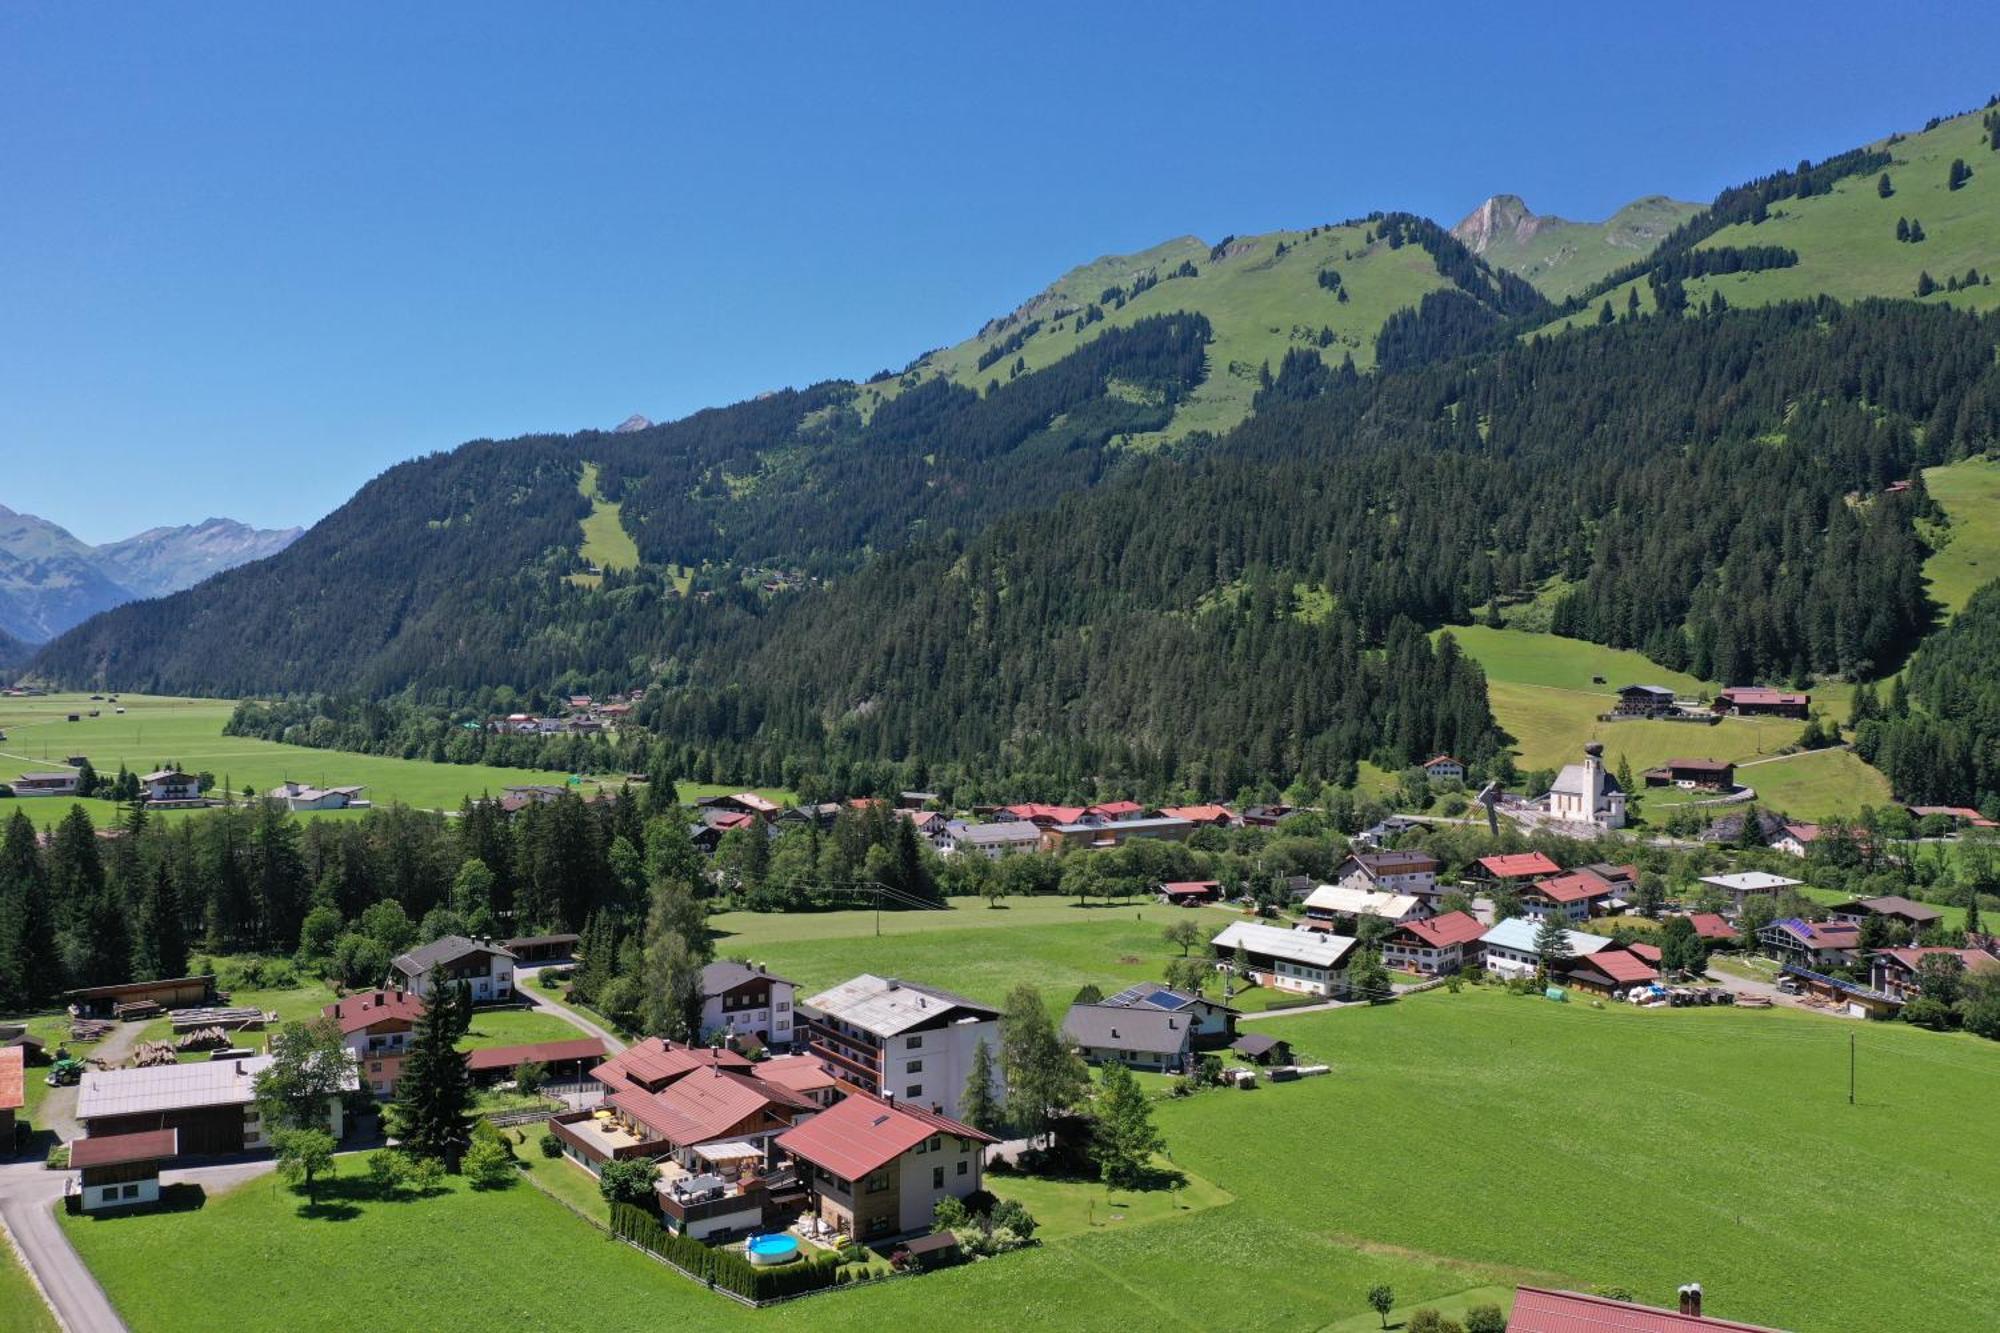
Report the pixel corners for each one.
[593,1038,755,1093]
[1003,803,1087,825]
[1507,1286,1783,1332]
[1421,754,1463,768]
[728,792,781,813]
[70,1129,179,1168]
[1627,941,1663,964]
[1479,851,1562,880]
[1159,880,1221,897]
[1872,946,2000,974]
[610,1068,814,1147]
[1719,687,1808,706]
[776,1092,995,1181]
[1159,804,1236,824]
[1576,949,1658,985]
[1393,911,1486,950]
[465,1037,605,1071]
[755,1054,838,1096]
[0,1046,22,1113]
[1530,870,1615,904]
[710,811,757,831]
[1087,801,1144,818]
[323,991,424,1036]
[1688,913,1736,941]
[1908,805,1998,827]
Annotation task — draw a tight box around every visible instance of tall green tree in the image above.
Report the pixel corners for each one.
[999,983,1088,1142]
[394,970,474,1169]
[959,1038,1002,1134]
[639,873,711,1038]
[255,1016,354,1131]
[131,861,188,982]
[1091,1059,1165,1188]
[0,811,57,1006]
[1533,914,1574,979]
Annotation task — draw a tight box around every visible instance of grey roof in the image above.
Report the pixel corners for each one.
[701,960,796,996]
[1101,984,1236,1014]
[390,934,515,978]
[952,820,1040,845]
[1231,1032,1285,1056]
[1617,684,1677,697]
[77,1053,357,1121]
[1063,1003,1194,1055]
[804,974,1000,1036]
[1050,816,1193,834]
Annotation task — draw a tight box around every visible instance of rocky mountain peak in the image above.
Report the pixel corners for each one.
[1451,194,1564,254]
[612,414,653,434]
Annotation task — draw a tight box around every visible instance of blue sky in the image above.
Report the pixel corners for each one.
[4,4,1997,541]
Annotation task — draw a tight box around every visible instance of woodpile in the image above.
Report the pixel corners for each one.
[68,1019,115,1041]
[129,1041,180,1068]
[169,1006,270,1033]
[113,1000,163,1021]
[177,1026,232,1052]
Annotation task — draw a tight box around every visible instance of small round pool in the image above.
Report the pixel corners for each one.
[746,1233,800,1266]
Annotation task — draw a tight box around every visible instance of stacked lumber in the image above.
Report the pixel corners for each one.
[113,1000,163,1021]
[69,1018,115,1041]
[169,1006,270,1033]
[177,1026,232,1052]
[129,1041,179,1067]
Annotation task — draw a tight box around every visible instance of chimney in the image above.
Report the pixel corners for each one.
[883,1090,895,1106]
[1678,1284,1703,1317]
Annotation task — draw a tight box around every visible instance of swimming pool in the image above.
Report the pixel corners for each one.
[746,1233,800,1266]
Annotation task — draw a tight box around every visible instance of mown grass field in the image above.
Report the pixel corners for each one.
[0,692,789,828]
[0,1236,59,1333]
[1921,455,2000,619]
[60,986,2000,1332]
[567,461,641,589]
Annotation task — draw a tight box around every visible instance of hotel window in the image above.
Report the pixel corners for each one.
[957,1159,968,1176]
[905,1059,923,1074]
[932,1167,944,1188]
[905,1084,922,1099]
[866,1172,890,1194]
[905,1035,922,1049]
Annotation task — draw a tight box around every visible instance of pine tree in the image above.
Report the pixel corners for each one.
[1949,158,1971,191]
[0,811,57,1007]
[1533,913,1574,979]
[132,861,187,982]
[394,969,474,1170]
[1877,172,1894,198]
[1091,1059,1165,1188]
[960,1038,1002,1133]
[1966,893,1983,939]
[639,873,710,1038]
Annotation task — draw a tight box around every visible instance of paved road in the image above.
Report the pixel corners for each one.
[516,966,628,1053]
[0,1159,122,1332]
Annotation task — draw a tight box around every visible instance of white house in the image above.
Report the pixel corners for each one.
[386,935,516,1003]
[1421,754,1466,782]
[1210,920,1358,997]
[140,769,204,804]
[1331,850,1441,906]
[268,780,369,811]
[699,960,798,1050]
[798,974,1003,1122]
[1545,742,1625,829]
[13,771,79,796]
[1380,911,1487,975]
[946,819,1041,860]
[1699,871,1802,917]
[1477,916,1615,980]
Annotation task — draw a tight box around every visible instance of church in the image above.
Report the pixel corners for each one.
[1545,741,1626,830]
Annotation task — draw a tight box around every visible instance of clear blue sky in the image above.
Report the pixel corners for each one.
[4,4,1997,542]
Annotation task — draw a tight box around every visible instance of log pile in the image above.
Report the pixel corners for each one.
[68,1019,115,1041]
[176,1026,232,1052]
[169,1006,270,1034]
[113,1000,163,1021]
[129,1041,180,1068]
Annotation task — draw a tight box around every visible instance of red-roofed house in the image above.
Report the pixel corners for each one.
[1507,1284,1786,1332]
[465,1037,605,1083]
[1870,946,2000,1001]
[1381,911,1486,975]
[1771,823,1821,858]
[1757,918,1861,969]
[1627,940,1663,966]
[70,1128,179,1212]
[1477,851,1562,883]
[1002,802,1088,828]
[1563,947,1660,994]
[324,990,426,1097]
[1713,687,1810,719]
[1156,880,1223,906]
[1085,800,1146,821]
[1906,804,1999,830]
[1688,913,1737,943]
[696,792,782,821]
[1519,869,1617,923]
[549,1038,814,1177]
[776,1092,995,1240]
[1158,804,1239,828]
[1420,755,1465,782]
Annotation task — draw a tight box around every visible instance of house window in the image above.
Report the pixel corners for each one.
[932,1166,944,1188]
[956,1159,968,1176]
[866,1172,891,1194]
[905,1085,922,1099]
[776,1001,790,1012]
[927,1135,940,1151]
[905,1059,923,1074]
[905,1036,922,1050]
[122,1184,141,1199]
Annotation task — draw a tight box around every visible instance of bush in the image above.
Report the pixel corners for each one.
[989,1197,1038,1241]
[367,1149,411,1195]
[608,1204,843,1301]
[45,1143,69,1170]
[599,1157,660,1206]
[464,1137,516,1189]
[1902,995,1956,1030]
[407,1154,447,1195]
[538,1130,564,1159]
[1465,1306,1507,1333]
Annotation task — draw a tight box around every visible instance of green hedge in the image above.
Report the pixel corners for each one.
[609,1203,842,1302]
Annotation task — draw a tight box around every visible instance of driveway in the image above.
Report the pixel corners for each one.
[515,966,628,1053]
[0,1158,124,1332]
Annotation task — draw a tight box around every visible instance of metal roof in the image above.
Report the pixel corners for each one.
[78,1056,270,1120]
[1700,872,1801,892]
[803,974,1000,1036]
[70,1129,179,1169]
[1210,920,1356,969]
[1479,917,1614,957]
[1063,1003,1192,1053]
[1302,884,1422,919]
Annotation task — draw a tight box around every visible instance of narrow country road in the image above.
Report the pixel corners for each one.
[0,1159,123,1333]
[516,966,628,1053]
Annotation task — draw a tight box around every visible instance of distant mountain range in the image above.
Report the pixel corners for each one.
[1450,193,1704,301]
[0,505,301,643]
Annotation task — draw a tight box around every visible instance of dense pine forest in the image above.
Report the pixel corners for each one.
[1857,580,2000,809]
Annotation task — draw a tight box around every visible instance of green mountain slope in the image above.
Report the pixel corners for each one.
[1538,106,2000,334]
[865,218,1482,443]
[1450,194,1702,300]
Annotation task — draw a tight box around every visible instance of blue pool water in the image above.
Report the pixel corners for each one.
[748,1234,799,1260]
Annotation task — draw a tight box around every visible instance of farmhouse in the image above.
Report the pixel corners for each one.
[76,1055,354,1154]
[1610,683,1679,718]
[63,974,217,1019]
[1301,883,1424,927]
[799,974,1002,1121]
[1157,803,1239,827]
[700,960,799,1051]
[1687,912,1739,944]
[13,771,79,796]
[1563,947,1659,995]
[1331,850,1440,904]
[1476,850,1563,885]
[1063,1002,1200,1073]
[694,792,782,821]
[1828,895,1943,936]
[1771,822,1822,858]
[1544,742,1625,829]
[324,990,425,1096]
[1869,946,2000,1001]
[1507,1285,1786,1332]
[1700,871,1801,917]
[1478,917,1614,980]
[1210,920,1357,997]
[1156,879,1223,906]
[1000,802,1086,828]
[1380,910,1486,975]
[1518,869,1617,923]
[1098,983,1237,1044]
[776,1090,994,1242]
[1714,687,1810,719]
[386,935,516,1003]
[1420,754,1465,782]
[1905,804,1998,830]
[1645,758,1736,790]
[70,1129,178,1213]
[946,820,1041,859]
[1038,815,1194,853]
[139,769,205,805]
[1757,918,1862,969]
[268,780,368,811]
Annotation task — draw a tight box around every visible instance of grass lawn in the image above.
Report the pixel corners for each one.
[1721,749,1891,820]
[0,1234,59,1333]
[566,462,641,588]
[461,1004,595,1051]
[713,896,1242,1013]
[1921,455,2000,619]
[984,1161,1233,1242]
[128,978,342,1053]
[0,692,789,829]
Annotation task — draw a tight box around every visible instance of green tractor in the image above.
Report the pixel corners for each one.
[45,1050,86,1087]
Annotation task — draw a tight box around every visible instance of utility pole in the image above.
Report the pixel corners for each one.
[1848,1031,1856,1106]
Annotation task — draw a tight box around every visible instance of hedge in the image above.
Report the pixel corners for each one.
[609,1204,842,1302]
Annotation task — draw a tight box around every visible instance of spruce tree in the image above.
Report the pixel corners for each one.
[960,1038,1002,1133]
[1533,913,1574,979]
[394,969,474,1170]
[1877,172,1893,198]
[1091,1059,1165,1188]
[132,861,187,981]
[0,811,57,1006]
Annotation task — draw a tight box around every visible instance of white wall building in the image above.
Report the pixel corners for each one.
[799,974,1003,1122]
[699,961,798,1050]
[1545,742,1626,829]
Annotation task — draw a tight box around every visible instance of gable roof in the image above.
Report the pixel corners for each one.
[77,1054,354,1120]
[69,1129,179,1169]
[1507,1286,1787,1332]
[1157,880,1222,897]
[1478,851,1562,879]
[323,990,425,1035]
[592,1038,755,1093]
[1699,872,1801,893]
[1211,920,1357,969]
[1834,895,1942,924]
[754,1053,839,1096]
[701,960,797,997]
[1527,870,1616,904]
[776,1092,994,1181]
[1101,984,1235,1015]
[1086,801,1145,818]
[1158,804,1236,823]
[1302,884,1422,919]
[804,974,1000,1037]
[611,1067,814,1147]
[1063,1003,1195,1054]
[1870,946,2000,974]
[1764,918,1861,948]
[465,1037,605,1072]
[1342,850,1440,877]
[1002,802,1086,825]
[1479,918,1614,957]
[1390,911,1486,950]
[390,934,514,978]
[952,820,1041,846]
[1688,913,1737,940]
[1719,687,1808,706]
[1572,949,1659,985]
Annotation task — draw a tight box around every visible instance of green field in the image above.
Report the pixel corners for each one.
[1921,455,2000,619]
[0,692,789,828]
[863,220,1457,444]
[59,986,2000,1332]
[0,1236,58,1333]
[567,461,641,588]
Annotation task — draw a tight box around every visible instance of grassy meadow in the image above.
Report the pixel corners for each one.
[0,691,789,828]
[566,461,641,589]
[1920,455,2000,619]
[0,1237,59,1333]
[59,985,2000,1332]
